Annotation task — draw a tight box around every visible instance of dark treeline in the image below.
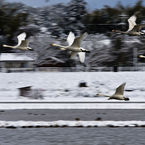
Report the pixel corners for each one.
[1,0,145,41]
[0,0,145,68]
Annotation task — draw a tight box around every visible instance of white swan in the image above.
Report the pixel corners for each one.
[3,32,33,51]
[112,14,145,36]
[139,55,145,58]
[52,32,90,63]
[97,83,129,101]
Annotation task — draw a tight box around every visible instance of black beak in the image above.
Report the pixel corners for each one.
[29,49,34,51]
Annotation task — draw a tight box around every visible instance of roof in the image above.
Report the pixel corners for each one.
[36,56,65,67]
[0,53,35,61]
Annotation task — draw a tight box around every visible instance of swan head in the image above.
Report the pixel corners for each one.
[124,97,130,101]
[139,55,145,58]
[3,44,7,47]
[112,30,118,32]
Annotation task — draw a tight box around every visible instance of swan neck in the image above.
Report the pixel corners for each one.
[3,44,15,48]
[52,43,66,48]
[98,93,111,97]
[115,30,127,34]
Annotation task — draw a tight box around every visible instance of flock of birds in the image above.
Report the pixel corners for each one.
[3,12,145,101]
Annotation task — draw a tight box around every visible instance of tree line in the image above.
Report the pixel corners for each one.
[0,0,145,68]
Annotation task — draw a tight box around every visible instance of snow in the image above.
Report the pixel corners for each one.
[0,120,145,128]
[1,71,145,109]
[97,39,111,46]
[0,101,145,109]
[40,27,48,33]
[0,53,34,61]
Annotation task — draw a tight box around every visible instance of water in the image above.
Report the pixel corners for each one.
[0,127,145,145]
[1,109,145,145]
[1,109,145,121]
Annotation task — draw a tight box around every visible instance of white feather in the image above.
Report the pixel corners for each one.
[17,32,26,46]
[127,15,137,32]
[67,32,75,46]
[78,52,85,63]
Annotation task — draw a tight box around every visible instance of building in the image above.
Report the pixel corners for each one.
[35,56,71,72]
[0,53,35,72]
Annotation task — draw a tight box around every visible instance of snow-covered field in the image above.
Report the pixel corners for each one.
[1,71,145,109]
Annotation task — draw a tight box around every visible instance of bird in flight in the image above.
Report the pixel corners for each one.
[52,32,90,63]
[3,32,33,51]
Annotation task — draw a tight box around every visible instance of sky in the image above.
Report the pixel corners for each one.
[5,0,145,11]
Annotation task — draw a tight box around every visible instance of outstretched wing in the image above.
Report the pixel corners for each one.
[78,52,85,63]
[19,40,30,47]
[17,32,26,46]
[114,82,126,96]
[70,51,78,59]
[67,32,75,46]
[127,15,137,31]
[71,32,88,47]
[131,24,145,32]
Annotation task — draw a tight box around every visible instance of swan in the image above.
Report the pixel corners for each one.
[3,32,33,51]
[112,14,145,36]
[52,32,90,63]
[97,82,129,101]
[139,55,145,58]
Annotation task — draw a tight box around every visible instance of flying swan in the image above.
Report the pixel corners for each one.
[112,13,145,36]
[3,32,33,51]
[97,82,129,101]
[52,32,90,63]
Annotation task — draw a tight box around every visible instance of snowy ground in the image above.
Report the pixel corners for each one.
[1,71,145,109]
[1,120,145,128]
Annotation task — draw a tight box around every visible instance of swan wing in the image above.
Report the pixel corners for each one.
[70,51,78,59]
[127,15,137,31]
[17,32,26,46]
[130,24,145,32]
[114,82,126,96]
[19,40,30,47]
[71,32,88,48]
[67,32,75,46]
[78,52,85,63]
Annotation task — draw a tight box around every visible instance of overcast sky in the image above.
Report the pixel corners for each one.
[5,0,145,10]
